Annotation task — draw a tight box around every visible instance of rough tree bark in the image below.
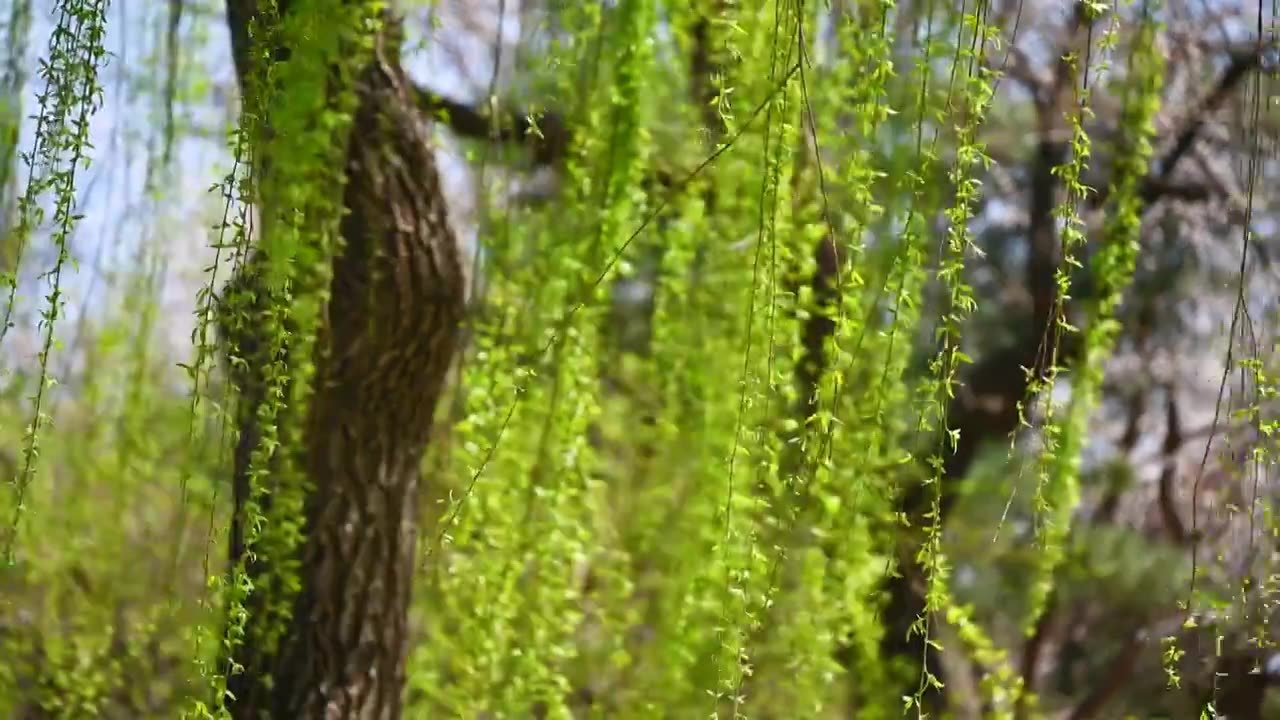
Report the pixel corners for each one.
[218,2,467,718]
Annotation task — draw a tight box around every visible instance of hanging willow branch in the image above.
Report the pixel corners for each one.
[879,7,1280,713]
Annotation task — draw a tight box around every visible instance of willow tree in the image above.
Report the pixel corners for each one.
[215,1,469,716]
[6,0,1280,717]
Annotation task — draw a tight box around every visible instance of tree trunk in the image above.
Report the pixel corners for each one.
[219,4,466,718]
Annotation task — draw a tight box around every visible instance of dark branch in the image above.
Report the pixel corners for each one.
[689,6,729,146]
[413,89,572,168]
[1065,631,1145,720]
[1157,387,1188,543]
[410,85,692,204]
[1086,38,1280,210]
[1141,39,1277,205]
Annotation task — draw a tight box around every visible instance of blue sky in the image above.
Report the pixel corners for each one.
[3,0,515,368]
[4,0,1277,378]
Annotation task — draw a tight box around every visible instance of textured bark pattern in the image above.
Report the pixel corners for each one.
[221,24,465,720]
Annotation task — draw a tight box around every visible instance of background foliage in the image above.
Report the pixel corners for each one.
[2,0,1280,717]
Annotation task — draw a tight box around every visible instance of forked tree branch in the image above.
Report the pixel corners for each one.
[1142,38,1278,203]
[413,88,573,168]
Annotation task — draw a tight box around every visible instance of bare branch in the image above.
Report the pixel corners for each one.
[413,86,572,167]
[1145,40,1276,197]
[1157,387,1189,543]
